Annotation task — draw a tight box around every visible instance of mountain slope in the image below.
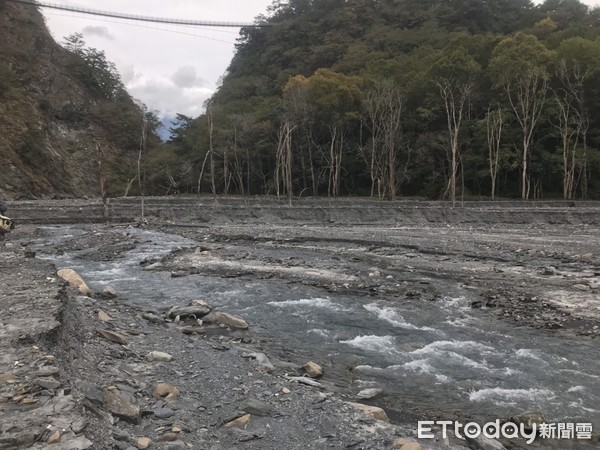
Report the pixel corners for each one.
[0,1,145,199]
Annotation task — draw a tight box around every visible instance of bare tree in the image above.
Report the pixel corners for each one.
[95,138,109,217]
[435,78,474,206]
[198,102,218,204]
[164,161,192,195]
[555,58,592,199]
[275,121,295,206]
[505,72,548,200]
[363,80,403,200]
[229,114,250,198]
[485,106,504,200]
[138,109,148,219]
[551,86,580,200]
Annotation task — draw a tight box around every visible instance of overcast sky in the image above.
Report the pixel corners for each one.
[42,0,600,122]
[42,0,274,121]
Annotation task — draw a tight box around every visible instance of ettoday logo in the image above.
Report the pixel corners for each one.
[418,420,593,444]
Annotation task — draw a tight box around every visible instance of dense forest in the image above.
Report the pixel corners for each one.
[147,0,600,201]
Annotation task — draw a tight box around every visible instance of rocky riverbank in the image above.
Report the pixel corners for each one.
[1,225,455,450]
[2,199,600,450]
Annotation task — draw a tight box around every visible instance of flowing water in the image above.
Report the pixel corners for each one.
[31,226,600,429]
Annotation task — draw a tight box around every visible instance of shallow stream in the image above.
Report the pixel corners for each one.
[31,225,600,429]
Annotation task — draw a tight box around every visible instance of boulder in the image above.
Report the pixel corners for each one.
[303,361,323,378]
[347,402,389,422]
[204,311,248,329]
[57,268,91,296]
[104,389,141,424]
[356,388,382,400]
[166,303,211,320]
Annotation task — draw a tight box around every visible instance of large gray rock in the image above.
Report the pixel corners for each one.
[166,303,211,319]
[356,388,382,400]
[204,311,248,329]
[104,389,141,424]
[242,398,272,416]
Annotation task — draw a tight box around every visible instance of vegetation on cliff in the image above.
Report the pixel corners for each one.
[0,1,159,198]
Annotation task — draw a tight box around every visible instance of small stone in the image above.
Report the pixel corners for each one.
[0,373,17,382]
[136,437,151,449]
[113,429,130,441]
[146,351,173,362]
[102,286,119,298]
[393,438,421,449]
[159,433,178,442]
[171,427,182,433]
[242,398,272,416]
[356,388,383,400]
[154,407,176,419]
[98,310,112,322]
[191,299,211,308]
[167,441,186,450]
[347,402,389,422]
[97,329,128,345]
[35,377,61,389]
[34,366,59,377]
[281,387,291,395]
[303,361,323,378]
[47,431,61,444]
[152,383,180,401]
[225,414,251,428]
[142,312,163,323]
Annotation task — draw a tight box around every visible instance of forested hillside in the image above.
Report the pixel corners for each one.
[159,0,600,201]
[0,1,159,199]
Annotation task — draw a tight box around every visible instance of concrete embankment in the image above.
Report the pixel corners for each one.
[9,196,600,226]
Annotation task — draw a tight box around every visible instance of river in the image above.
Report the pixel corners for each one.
[31,225,600,432]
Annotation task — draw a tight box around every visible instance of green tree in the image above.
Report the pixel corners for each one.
[304,69,363,198]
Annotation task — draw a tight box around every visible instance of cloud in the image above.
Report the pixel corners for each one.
[118,63,136,84]
[42,1,275,119]
[171,65,208,88]
[126,74,213,118]
[81,25,114,40]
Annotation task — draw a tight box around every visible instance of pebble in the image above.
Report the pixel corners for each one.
[136,437,151,449]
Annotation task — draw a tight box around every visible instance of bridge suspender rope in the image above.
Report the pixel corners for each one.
[6,0,272,28]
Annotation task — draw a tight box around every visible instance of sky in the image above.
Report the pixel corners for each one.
[42,1,274,121]
[42,0,600,124]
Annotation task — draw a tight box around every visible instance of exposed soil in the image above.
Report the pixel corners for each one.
[1,198,599,450]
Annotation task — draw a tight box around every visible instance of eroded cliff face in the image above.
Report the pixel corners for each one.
[0,1,139,199]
